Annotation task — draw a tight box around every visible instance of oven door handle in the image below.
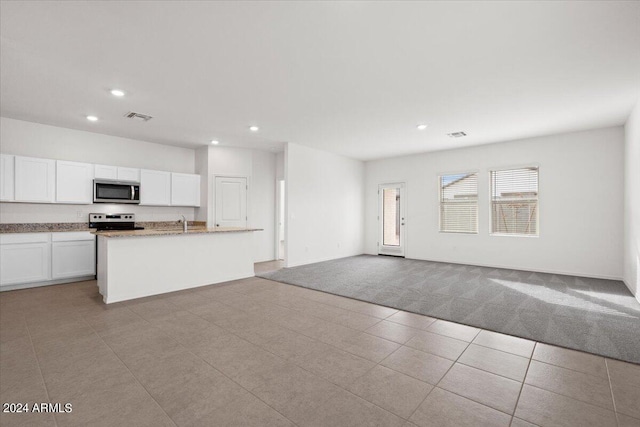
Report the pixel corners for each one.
[131,185,135,201]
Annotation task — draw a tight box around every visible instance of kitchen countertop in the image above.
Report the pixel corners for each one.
[0,223,92,233]
[92,227,262,238]
[0,221,207,234]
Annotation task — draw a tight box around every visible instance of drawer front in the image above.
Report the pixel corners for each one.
[0,233,51,245]
[52,231,95,242]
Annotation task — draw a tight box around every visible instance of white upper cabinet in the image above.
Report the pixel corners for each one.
[171,173,200,207]
[94,164,117,180]
[3,155,196,206]
[14,156,55,203]
[0,154,15,201]
[56,160,94,204]
[117,167,140,182]
[94,165,139,182]
[140,169,171,206]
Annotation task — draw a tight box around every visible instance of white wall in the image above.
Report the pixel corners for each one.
[0,117,195,172]
[364,127,624,280]
[251,150,276,263]
[0,118,278,262]
[0,117,197,223]
[624,102,640,300]
[0,203,195,223]
[194,146,209,222]
[286,143,365,267]
[196,146,277,263]
[276,152,285,181]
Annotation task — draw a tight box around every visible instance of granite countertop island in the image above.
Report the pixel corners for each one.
[96,226,261,303]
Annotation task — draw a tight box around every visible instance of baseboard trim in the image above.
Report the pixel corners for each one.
[103,272,255,304]
[405,256,623,281]
[0,275,96,292]
[362,251,623,282]
[622,278,640,303]
[287,252,363,268]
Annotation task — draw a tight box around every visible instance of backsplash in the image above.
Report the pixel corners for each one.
[0,202,196,224]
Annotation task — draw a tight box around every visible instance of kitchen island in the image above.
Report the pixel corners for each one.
[94,227,261,303]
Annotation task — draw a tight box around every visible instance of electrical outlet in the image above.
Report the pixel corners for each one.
[76,211,83,218]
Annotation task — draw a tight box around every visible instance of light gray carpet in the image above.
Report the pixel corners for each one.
[259,255,640,364]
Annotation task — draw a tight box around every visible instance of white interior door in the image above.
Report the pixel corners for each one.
[215,176,247,228]
[378,183,406,257]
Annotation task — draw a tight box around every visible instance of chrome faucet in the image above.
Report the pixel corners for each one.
[179,215,188,232]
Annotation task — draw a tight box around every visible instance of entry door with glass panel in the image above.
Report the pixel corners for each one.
[378,183,406,256]
[214,176,247,228]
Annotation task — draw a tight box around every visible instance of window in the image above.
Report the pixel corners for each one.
[439,173,478,233]
[382,187,401,246]
[490,167,539,236]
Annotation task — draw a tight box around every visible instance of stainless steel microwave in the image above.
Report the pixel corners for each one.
[93,180,140,204]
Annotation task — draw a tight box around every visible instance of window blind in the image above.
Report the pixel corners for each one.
[439,173,478,233]
[490,167,539,235]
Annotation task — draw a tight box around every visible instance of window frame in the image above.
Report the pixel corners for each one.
[437,170,479,235]
[488,165,540,238]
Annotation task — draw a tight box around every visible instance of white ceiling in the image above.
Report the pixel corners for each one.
[1,1,639,161]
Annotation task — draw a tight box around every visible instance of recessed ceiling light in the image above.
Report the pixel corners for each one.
[110,89,125,97]
[249,125,259,132]
[86,115,98,122]
[416,124,428,130]
[210,140,219,145]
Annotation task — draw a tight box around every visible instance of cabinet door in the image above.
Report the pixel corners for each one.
[140,169,171,206]
[52,240,96,279]
[171,173,200,207]
[14,156,55,202]
[0,154,15,201]
[0,242,51,286]
[117,167,140,182]
[56,160,94,204]
[94,164,117,180]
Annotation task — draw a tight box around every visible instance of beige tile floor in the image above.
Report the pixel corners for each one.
[0,262,638,427]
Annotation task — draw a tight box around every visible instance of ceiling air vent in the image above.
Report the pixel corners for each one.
[447,131,467,138]
[124,111,153,122]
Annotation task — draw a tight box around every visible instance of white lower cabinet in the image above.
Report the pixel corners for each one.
[0,233,51,286]
[0,232,96,289]
[52,232,95,279]
[52,241,96,279]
